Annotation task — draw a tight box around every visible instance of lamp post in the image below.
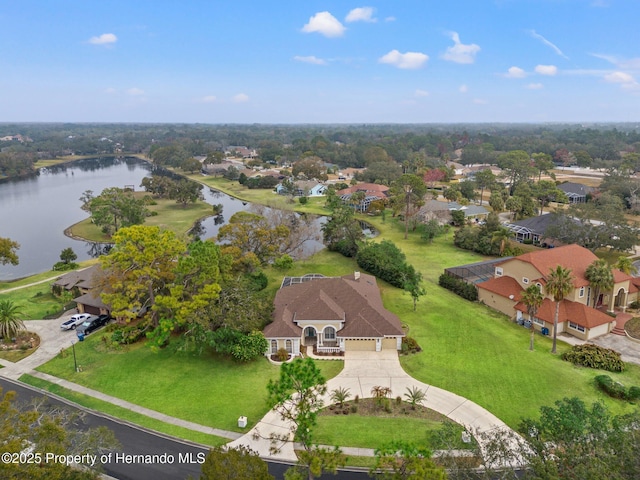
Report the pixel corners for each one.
[72,341,78,372]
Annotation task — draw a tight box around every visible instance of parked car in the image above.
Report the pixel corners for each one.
[60,313,92,330]
[76,315,110,337]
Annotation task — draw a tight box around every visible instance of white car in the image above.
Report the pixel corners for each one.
[60,313,92,330]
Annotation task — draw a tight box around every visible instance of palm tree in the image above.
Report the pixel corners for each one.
[404,386,426,410]
[0,299,25,339]
[585,259,614,308]
[330,387,351,409]
[491,226,514,256]
[521,284,544,351]
[614,256,638,276]
[546,266,574,354]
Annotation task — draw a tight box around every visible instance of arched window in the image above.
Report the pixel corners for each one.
[271,340,277,354]
[324,327,336,340]
[285,339,292,353]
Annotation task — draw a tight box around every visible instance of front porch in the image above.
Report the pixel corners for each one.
[303,326,343,354]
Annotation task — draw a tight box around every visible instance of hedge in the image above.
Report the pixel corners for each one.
[595,375,640,401]
[561,344,624,372]
[438,273,478,302]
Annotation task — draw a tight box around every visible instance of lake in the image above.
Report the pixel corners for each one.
[0,157,324,281]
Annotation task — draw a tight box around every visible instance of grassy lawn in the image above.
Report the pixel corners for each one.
[19,374,227,446]
[68,195,214,243]
[0,283,70,320]
[36,333,343,432]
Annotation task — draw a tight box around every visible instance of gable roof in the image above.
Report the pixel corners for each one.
[264,273,404,339]
[53,264,103,290]
[503,244,598,288]
[515,298,614,329]
[477,275,523,302]
[506,213,566,237]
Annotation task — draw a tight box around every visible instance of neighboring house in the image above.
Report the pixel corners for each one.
[505,213,572,245]
[336,183,390,212]
[477,244,636,340]
[417,200,488,225]
[52,265,111,316]
[276,180,327,197]
[263,272,405,357]
[557,182,594,203]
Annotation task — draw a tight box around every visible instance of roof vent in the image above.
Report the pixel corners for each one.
[354,271,361,280]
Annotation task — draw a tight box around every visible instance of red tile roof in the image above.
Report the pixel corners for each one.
[505,244,598,288]
[336,183,390,199]
[515,298,614,329]
[477,276,523,302]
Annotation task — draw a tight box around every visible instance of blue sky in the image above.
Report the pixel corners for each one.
[1,0,638,123]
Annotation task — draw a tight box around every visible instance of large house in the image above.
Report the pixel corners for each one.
[477,244,637,340]
[263,272,405,357]
[336,183,390,212]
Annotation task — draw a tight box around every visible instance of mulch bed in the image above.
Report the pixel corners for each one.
[625,317,640,340]
[320,397,450,421]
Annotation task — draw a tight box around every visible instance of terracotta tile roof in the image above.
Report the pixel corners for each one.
[508,244,598,288]
[613,269,634,284]
[515,298,614,329]
[336,183,390,199]
[263,273,404,339]
[477,276,523,302]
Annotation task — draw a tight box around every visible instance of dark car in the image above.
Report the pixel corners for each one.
[76,314,111,337]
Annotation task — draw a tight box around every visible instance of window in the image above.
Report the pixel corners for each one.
[495,267,503,277]
[536,283,543,292]
[533,317,544,326]
[568,321,586,333]
[579,287,585,298]
[522,277,529,284]
[324,327,336,340]
[271,340,278,354]
[285,339,292,353]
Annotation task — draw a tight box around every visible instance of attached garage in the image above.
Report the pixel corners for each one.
[382,337,399,350]
[344,339,376,351]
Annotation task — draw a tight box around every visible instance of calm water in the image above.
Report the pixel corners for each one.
[0,157,323,281]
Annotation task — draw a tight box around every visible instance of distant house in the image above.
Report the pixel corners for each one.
[477,244,637,340]
[336,183,390,212]
[276,180,327,197]
[417,200,488,225]
[504,213,572,244]
[557,182,594,203]
[263,272,405,357]
[52,265,111,316]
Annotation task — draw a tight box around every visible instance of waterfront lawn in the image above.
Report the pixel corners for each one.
[36,333,343,432]
[68,195,214,242]
[0,283,69,320]
[20,374,228,447]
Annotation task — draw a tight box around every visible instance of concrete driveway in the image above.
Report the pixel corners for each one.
[0,317,80,379]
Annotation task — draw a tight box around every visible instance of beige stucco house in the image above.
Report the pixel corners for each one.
[477,244,638,340]
[263,272,405,356]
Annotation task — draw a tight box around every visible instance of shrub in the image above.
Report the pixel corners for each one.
[561,344,624,372]
[595,375,629,399]
[629,300,640,310]
[438,273,478,301]
[401,336,422,354]
[298,196,308,205]
[628,386,640,401]
[275,348,289,362]
[356,240,420,289]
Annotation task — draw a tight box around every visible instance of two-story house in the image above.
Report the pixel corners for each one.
[477,244,636,340]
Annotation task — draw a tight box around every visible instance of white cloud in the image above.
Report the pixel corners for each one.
[302,11,346,38]
[459,84,468,93]
[232,93,249,103]
[591,53,640,70]
[384,16,396,22]
[442,32,480,64]
[526,83,544,90]
[126,88,145,96]
[293,55,327,65]
[528,30,568,60]
[378,50,428,69]
[505,66,526,78]
[535,64,558,76]
[202,95,217,103]
[604,71,640,90]
[345,7,377,23]
[473,98,488,105]
[415,89,429,97]
[89,33,117,45]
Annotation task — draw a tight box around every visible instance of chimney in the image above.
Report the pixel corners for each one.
[354,271,360,280]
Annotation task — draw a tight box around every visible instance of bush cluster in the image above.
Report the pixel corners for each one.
[401,336,422,355]
[438,273,478,301]
[355,240,420,289]
[595,375,640,401]
[561,344,625,372]
[110,323,148,345]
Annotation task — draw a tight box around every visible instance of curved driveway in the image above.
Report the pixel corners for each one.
[229,350,522,467]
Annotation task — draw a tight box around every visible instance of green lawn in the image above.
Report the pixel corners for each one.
[36,333,343,432]
[68,196,214,243]
[0,283,69,320]
[19,374,228,447]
